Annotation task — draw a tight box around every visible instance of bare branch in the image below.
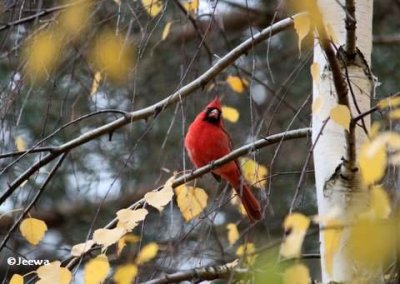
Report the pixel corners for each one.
[0,109,127,160]
[0,1,83,32]
[373,34,400,45]
[140,261,247,284]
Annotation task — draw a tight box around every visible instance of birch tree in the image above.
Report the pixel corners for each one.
[311,0,377,282]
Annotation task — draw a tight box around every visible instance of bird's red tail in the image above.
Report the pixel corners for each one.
[231,179,262,222]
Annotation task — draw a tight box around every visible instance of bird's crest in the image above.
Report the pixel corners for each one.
[205,97,222,111]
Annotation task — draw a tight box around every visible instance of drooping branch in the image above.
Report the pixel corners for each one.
[0,15,298,206]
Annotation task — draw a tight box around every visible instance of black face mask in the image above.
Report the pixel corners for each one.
[204,108,221,124]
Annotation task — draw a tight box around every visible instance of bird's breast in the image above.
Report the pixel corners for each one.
[185,121,231,168]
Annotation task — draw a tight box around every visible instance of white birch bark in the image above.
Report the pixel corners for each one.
[312,0,375,282]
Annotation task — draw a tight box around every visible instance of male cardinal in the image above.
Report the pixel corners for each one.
[184,98,262,222]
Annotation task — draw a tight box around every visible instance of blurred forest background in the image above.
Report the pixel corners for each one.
[0,0,399,282]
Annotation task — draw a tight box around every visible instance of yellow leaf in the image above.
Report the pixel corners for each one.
[347,218,395,268]
[323,219,342,276]
[84,254,110,284]
[325,23,339,44]
[312,207,342,224]
[10,274,23,284]
[93,227,125,248]
[226,223,239,245]
[36,261,71,284]
[236,243,257,265]
[90,71,102,96]
[369,122,381,139]
[330,104,351,131]
[283,263,310,284]
[15,136,26,151]
[23,30,61,82]
[145,176,175,212]
[373,132,400,167]
[370,186,391,219]
[113,264,138,284]
[312,97,323,114]
[239,157,268,188]
[58,0,92,38]
[222,106,240,123]
[20,218,47,245]
[113,0,121,4]
[310,62,320,88]
[226,75,248,93]
[280,213,310,258]
[117,234,140,256]
[141,0,163,17]
[162,21,172,40]
[388,109,400,120]
[284,213,310,232]
[293,14,311,54]
[377,96,400,110]
[136,242,159,265]
[183,0,199,14]
[359,139,386,185]
[117,208,148,231]
[91,30,135,84]
[175,185,208,222]
[383,132,400,151]
[70,240,95,257]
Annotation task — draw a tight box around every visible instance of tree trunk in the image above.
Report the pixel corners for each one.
[312,0,376,282]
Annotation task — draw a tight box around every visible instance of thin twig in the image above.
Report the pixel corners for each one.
[172,0,213,63]
[0,109,128,160]
[289,119,329,213]
[0,1,83,31]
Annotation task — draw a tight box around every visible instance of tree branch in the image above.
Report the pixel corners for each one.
[311,5,349,105]
[373,34,400,45]
[345,0,357,56]
[140,260,247,284]
[0,15,297,206]
[0,1,83,31]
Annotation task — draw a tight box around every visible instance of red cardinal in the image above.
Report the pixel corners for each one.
[184,98,262,222]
